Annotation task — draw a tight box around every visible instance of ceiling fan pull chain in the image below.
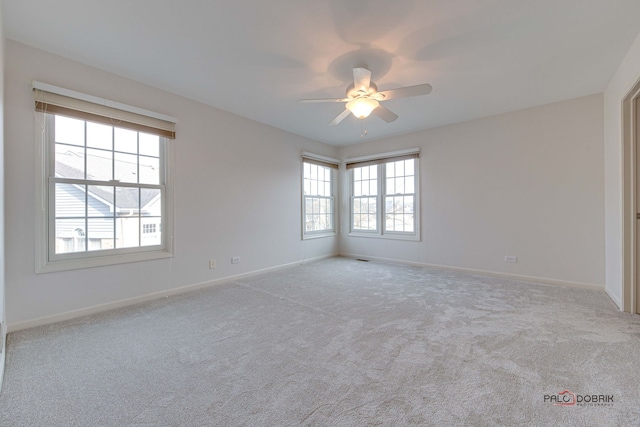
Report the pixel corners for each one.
[360,119,368,138]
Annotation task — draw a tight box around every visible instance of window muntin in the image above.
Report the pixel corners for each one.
[303,162,334,234]
[350,157,419,238]
[49,113,166,260]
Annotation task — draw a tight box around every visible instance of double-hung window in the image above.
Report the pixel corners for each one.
[34,82,177,272]
[302,153,339,238]
[348,150,420,240]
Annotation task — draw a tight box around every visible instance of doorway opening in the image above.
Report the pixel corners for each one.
[622,77,640,314]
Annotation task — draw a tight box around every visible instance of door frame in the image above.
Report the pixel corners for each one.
[622,77,640,313]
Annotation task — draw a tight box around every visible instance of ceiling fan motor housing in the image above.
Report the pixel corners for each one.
[346,82,380,99]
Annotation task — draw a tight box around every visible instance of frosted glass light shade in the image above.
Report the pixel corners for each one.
[346,98,379,119]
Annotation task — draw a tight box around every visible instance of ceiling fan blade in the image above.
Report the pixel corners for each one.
[328,108,351,126]
[353,67,372,92]
[299,98,349,103]
[371,105,398,123]
[377,83,432,100]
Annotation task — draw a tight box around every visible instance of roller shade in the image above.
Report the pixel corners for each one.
[34,82,177,139]
[302,153,340,169]
[346,149,419,169]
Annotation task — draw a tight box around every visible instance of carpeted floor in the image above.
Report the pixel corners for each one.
[1,257,639,426]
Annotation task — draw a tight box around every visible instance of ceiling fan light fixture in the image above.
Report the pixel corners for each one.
[346,98,379,119]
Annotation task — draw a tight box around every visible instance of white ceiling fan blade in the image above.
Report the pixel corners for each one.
[371,105,398,123]
[353,67,372,92]
[328,108,351,126]
[299,98,349,103]
[377,83,432,100]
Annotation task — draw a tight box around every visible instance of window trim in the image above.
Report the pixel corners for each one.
[301,153,340,240]
[35,110,175,274]
[348,149,420,241]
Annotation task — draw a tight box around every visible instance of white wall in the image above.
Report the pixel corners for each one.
[340,94,605,288]
[5,41,339,329]
[603,32,640,308]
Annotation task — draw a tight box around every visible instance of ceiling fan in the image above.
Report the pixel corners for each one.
[299,67,432,126]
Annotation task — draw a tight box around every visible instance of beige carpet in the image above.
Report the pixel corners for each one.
[1,257,639,426]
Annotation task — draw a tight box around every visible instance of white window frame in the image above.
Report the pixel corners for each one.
[301,152,339,240]
[34,84,176,273]
[348,149,420,241]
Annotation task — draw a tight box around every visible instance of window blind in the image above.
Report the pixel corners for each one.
[33,82,177,139]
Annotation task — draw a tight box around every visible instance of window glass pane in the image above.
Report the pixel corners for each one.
[55,144,85,179]
[86,148,113,181]
[405,159,414,175]
[55,219,86,254]
[369,165,377,179]
[114,127,137,154]
[114,152,138,183]
[139,133,159,157]
[87,218,114,251]
[115,187,140,213]
[141,188,162,216]
[353,168,361,181]
[304,178,311,195]
[303,162,311,178]
[386,161,394,177]
[369,180,378,196]
[55,183,86,218]
[139,156,160,185]
[55,116,84,146]
[354,181,362,197]
[310,180,317,196]
[362,166,369,180]
[396,177,405,194]
[405,177,415,194]
[386,178,395,195]
[396,160,405,176]
[324,182,331,197]
[87,186,114,217]
[116,217,139,248]
[141,217,161,246]
[87,122,112,150]
[305,197,314,216]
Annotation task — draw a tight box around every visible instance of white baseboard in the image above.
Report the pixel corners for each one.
[340,253,605,291]
[8,254,335,333]
[605,287,623,310]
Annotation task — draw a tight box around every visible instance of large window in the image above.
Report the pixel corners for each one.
[348,151,419,240]
[302,154,338,238]
[35,83,176,272]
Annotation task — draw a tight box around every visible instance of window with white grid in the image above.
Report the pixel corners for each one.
[348,152,419,240]
[302,156,337,237]
[35,83,176,272]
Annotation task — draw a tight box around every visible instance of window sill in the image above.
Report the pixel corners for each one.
[348,232,420,242]
[36,249,173,274]
[302,231,337,240]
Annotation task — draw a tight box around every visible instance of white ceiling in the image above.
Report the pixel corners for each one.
[5,0,640,146]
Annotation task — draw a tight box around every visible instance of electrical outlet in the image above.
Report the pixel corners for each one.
[209,259,216,269]
[231,257,241,264]
[505,256,517,263]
